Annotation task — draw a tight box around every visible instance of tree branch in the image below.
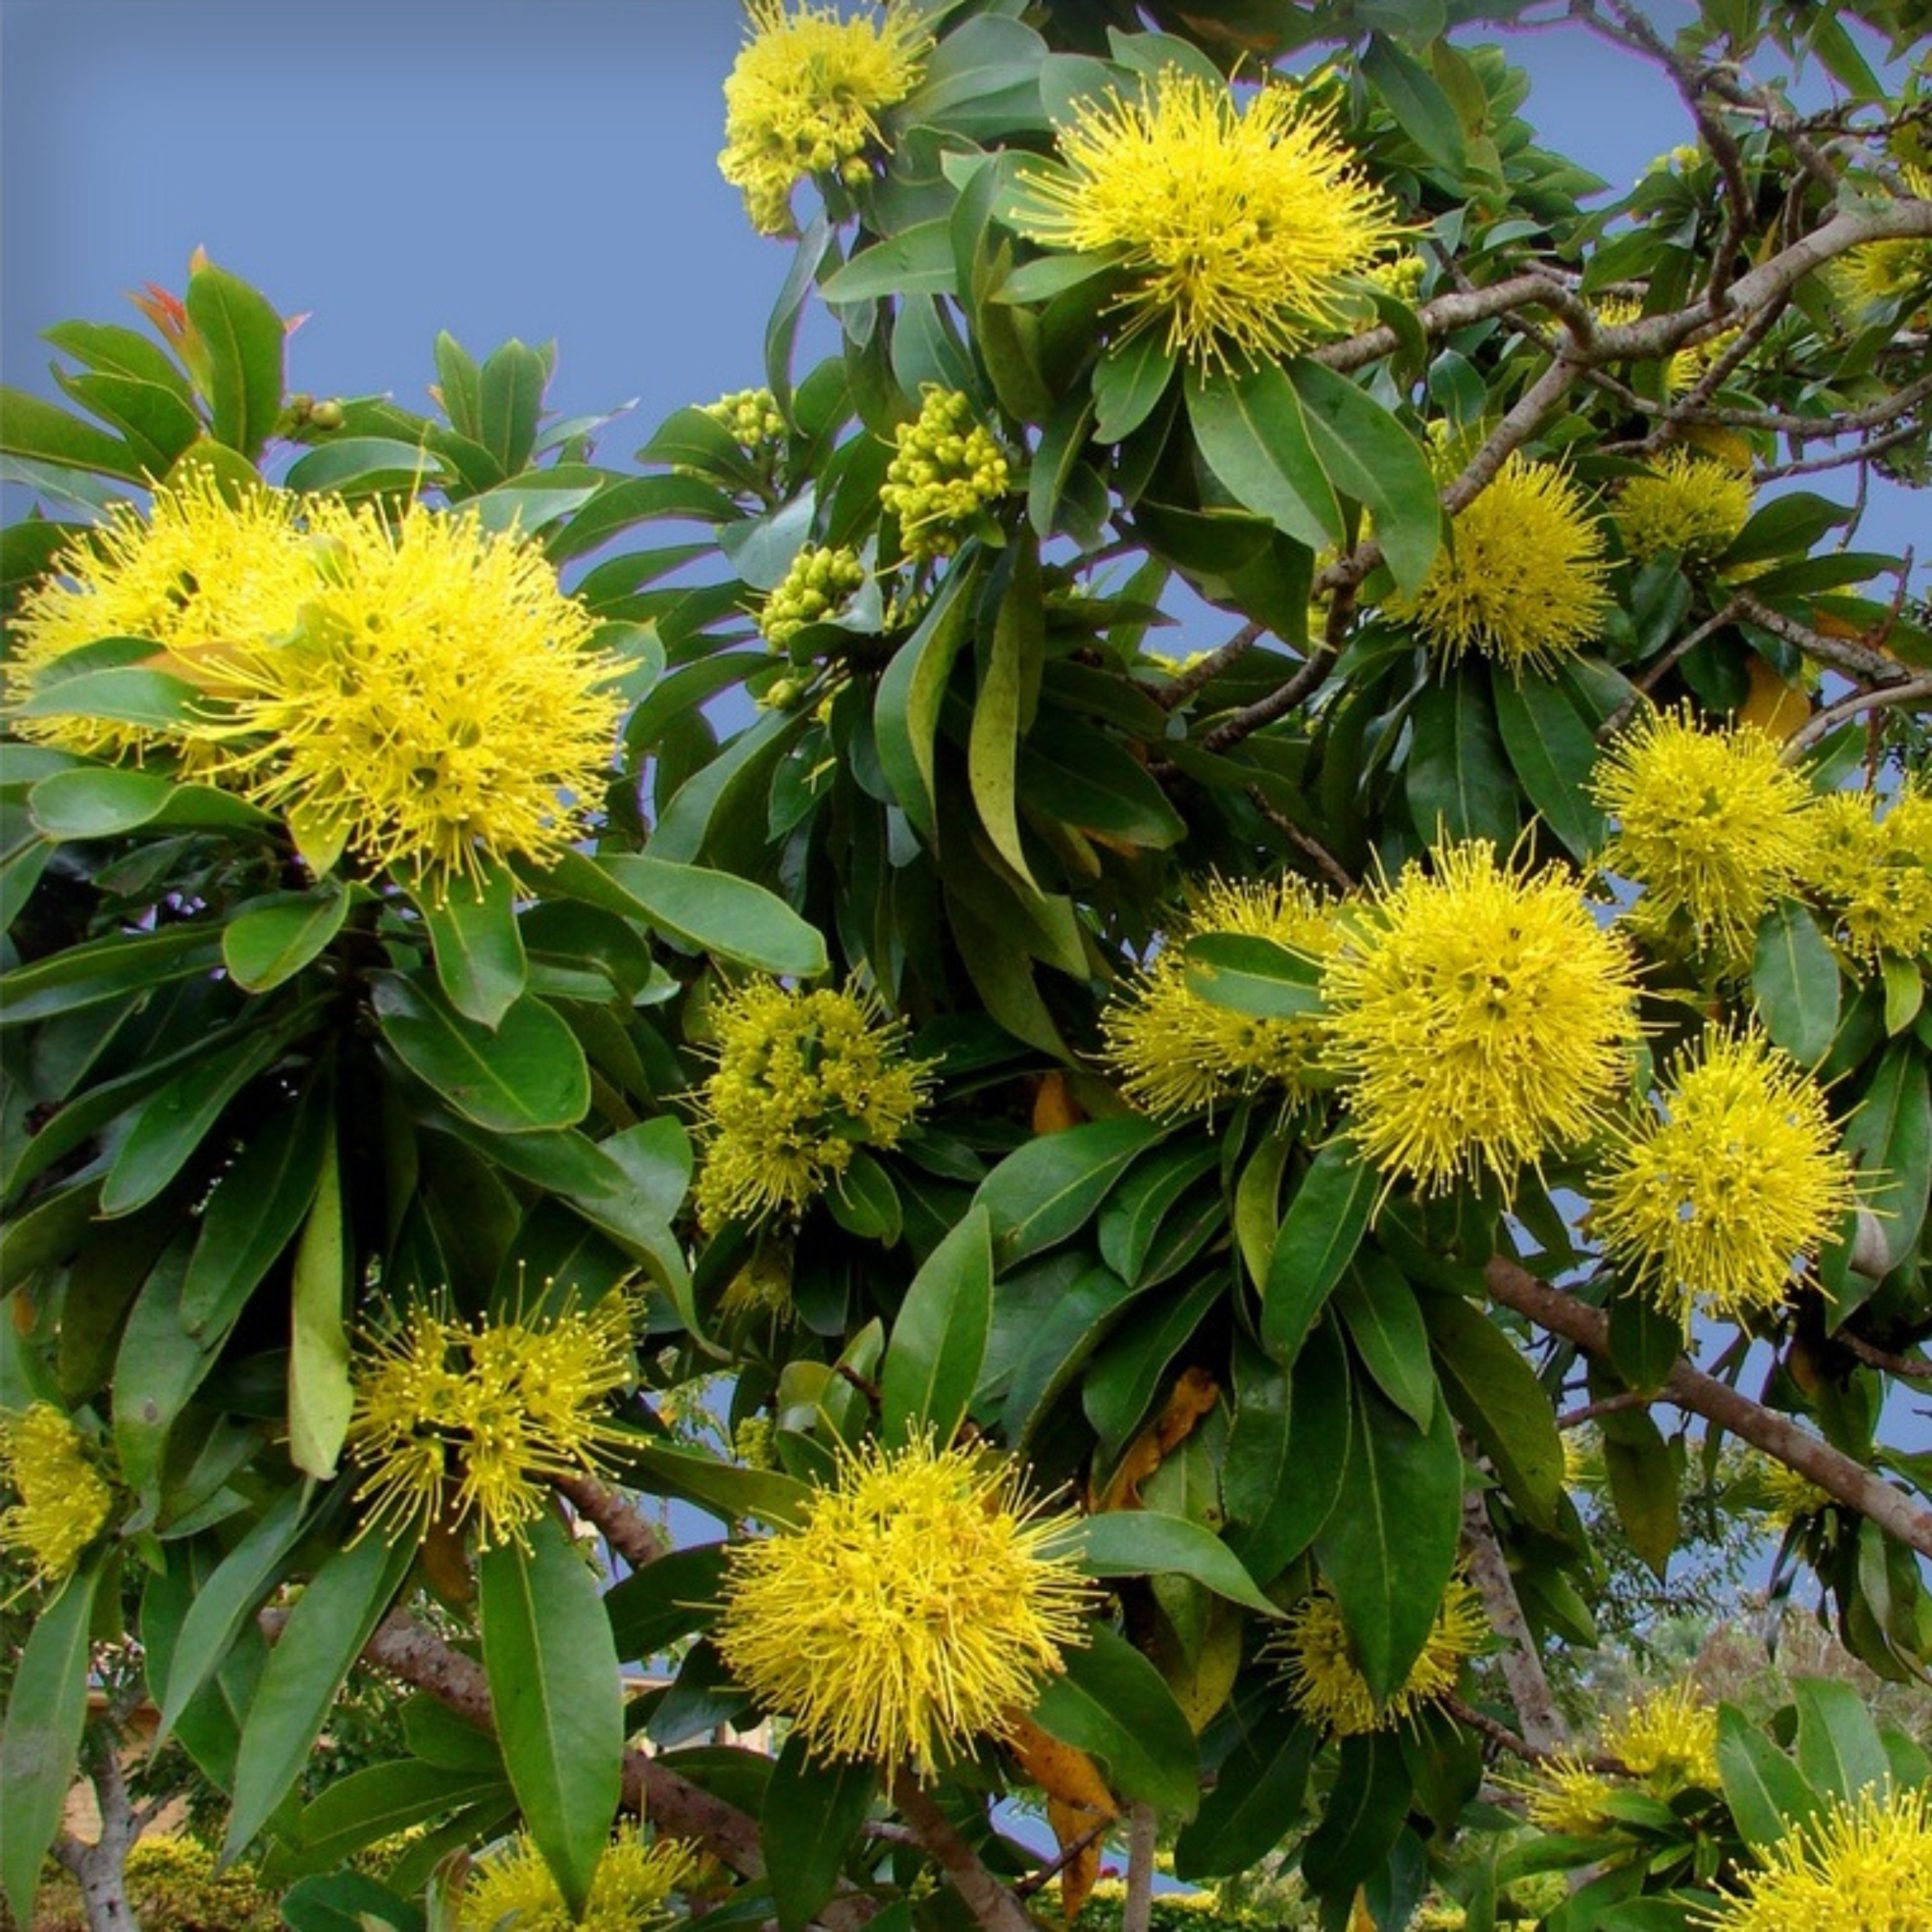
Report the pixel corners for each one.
[1123,1802,1156,1932]
[1779,674,1932,761]
[553,1473,670,1568]
[1733,590,1911,688]
[1483,1255,1932,1560]
[1460,1483,1567,1753]
[890,1776,1036,1932]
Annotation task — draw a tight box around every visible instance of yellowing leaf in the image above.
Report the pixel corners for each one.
[1006,1710,1119,1925]
[1739,653,1809,741]
[1093,1365,1220,1513]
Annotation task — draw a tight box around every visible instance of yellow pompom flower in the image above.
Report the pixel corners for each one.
[758,544,867,651]
[1275,1578,1487,1736]
[193,499,623,901]
[1319,840,1641,1195]
[1590,1026,1855,1330]
[692,979,932,1228]
[5,469,318,764]
[1602,1682,1720,1793]
[1803,784,1932,962]
[1591,706,1817,960]
[718,1,930,237]
[346,1294,635,1551]
[1518,1753,1619,1836]
[714,1436,1094,1779]
[879,388,1010,561]
[1702,1784,1931,1932]
[1389,452,1609,673]
[1101,875,1340,1119]
[1743,1449,1832,1528]
[0,1404,114,1590]
[456,1824,695,1932]
[1013,69,1402,370]
[1616,448,1754,562]
[1835,164,1932,317]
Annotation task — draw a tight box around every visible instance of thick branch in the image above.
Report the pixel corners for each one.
[891,1776,1035,1932]
[1483,1256,1932,1560]
[1123,1803,1156,1932]
[1780,674,1932,761]
[553,1473,670,1568]
[1733,590,1910,688]
[1460,1484,1567,1753]
[1317,274,1558,373]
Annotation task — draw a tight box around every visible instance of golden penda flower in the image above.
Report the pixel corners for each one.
[0,1403,114,1590]
[1615,447,1754,562]
[1602,1681,1720,1794]
[1803,784,1932,963]
[879,387,1010,562]
[456,1823,696,1932]
[1273,1577,1487,1736]
[1701,1783,1931,1932]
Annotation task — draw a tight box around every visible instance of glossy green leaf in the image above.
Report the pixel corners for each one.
[1300,1732,1412,1897]
[1601,1408,1679,1580]
[1717,1705,1823,1852]
[819,221,959,302]
[9,664,200,729]
[289,1127,352,1480]
[1607,1291,1682,1397]
[1841,1040,1930,1272]
[418,864,528,1029]
[1263,1141,1374,1364]
[1424,1296,1563,1532]
[0,1560,108,1926]
[0,923,221,1026]
[29,765,269,839]
[603,1542,729,1661]
[1407,671,1520,849]
[1093,330,1176,443]
[1491,669,1609,860]
[282,1759,508,1872]
[372,974,590,1133]
[1082,1273,1223,1460]
[1186,363,1342,551]
[1224,1326,1352,1581]
[112,1239,216,1503]
[593,854,828,978]
[969,540,1044,890]
[480,1514,625,1915]
[1074,1510,1281,1618]
[185,262,285,460]
[1030,1623,1200,1818]
[1792,1676,1891,1804]
[1017,716,1187,849]
[225,1531,414,1858]
[1315,1383,1463,1701]
[975,1117,1167,1267]
[762,1733,876,1932]
[223,883,350,992]
[1173,1705,1315,1879]
[1099,1144,1220,1287]
[623,1440,811,1529]
[873,561,975,839]
[1184,933,1325,1019]
[1752,901,1840,1068]
[1286,359,1440,594]
[880,1204,993,1448]
[1334,1253,1436,1430]
[1362,33,1468,175]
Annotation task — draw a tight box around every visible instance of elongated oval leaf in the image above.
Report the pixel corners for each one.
[288,1127,351,1480]
[595,854,827,979]
[1029,1625,1200,1818]
[1185,364,1341,550]
[418,864,528,1029]
[1184,934,1325,1019]
[976,1117,1167,1267]
[1074,1510,1282,1618]
[1752,901,1840,1068]
[224,884,350,993]
[373,975,589,1133]
[479,1514,625,1915]
[1263,1141,1374,1364]
[1172,1705,1315,1880]
[880,1206,993,1448]
[762,1732,877,1932]
[1717,1705,1823,1851]
[1333,1254,1436,1430]
[1424,1296,1562,1532]
[1491,668,1609,860]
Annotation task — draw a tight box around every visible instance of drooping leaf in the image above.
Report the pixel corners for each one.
[1752,901,1840,1068]
[1029,1624,1200,1818]
[975,1117,1167,1267]
[879,1206,993,1449]
[418,865,528,1029]
[1717,1705,1823,1852]
[1172,1705,1315,1879]
[1263,1141,1374,1365]
[761,1733,877,1932]
[288,1126,352,1481]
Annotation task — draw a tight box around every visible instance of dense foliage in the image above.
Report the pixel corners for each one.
[2,2,1930,1930]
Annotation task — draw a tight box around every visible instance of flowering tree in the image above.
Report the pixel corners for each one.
[3,3,1931,1931]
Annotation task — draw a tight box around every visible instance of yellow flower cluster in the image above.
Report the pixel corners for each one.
[1519,1754,1617,1836]
[1015,69,1401,370]
[1835,164,1932,317]
[1391,453,1609,673]
[879,387,1010,561]
[1705,1784,1931,1932]
[692,979,931,1228]
[1615,447,1754,562]
[701,385,787,450]
[1101,875,1340,1119]
[0,1404,113,1590]
[1602,1681,1720,1793]
[1803,784,1932,962]
[1366,252,1427,302]
[718,1,929,236]
[346,1295,635,1551]
[1743,1449,1832,1528]
[1590,1028,1855,1329]
[1592,706,1816,960]
[1320,840,1640,1195]
[456,1825,694,1932]
[1275,1578,1487,1736]
[758,544,867,651]
[714,1436,1093,1779]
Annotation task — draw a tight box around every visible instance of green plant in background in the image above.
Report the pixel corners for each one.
[2,3,1930,1930]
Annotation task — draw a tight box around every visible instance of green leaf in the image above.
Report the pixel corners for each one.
[819,221,959,302]
[1424,1296,1563,1533]
[0,385,146,480]
[1263,1141,1375,1365]
[1607,1291,1682,1397]
[372,974,590,1133]
[1792,1676,1891,1804]
[1099,1144,1220,1287]
[29,765,269,839]
[880,1205,993,1449]
[761,1733,876,1932]
[1286,361,1441,595]
[1491,669,1609,860]
[1406,671,1520,849]
[1225,1327,1352,1581]
[1601,1408,1679,1579]
[0,1559,107,1926]
[1074,1510,1282,1618]
[969,540,1045,890]
[1082,1273,1224,1462]
[1184,934,1325,1019]
[476,338,552,476]
[1840,1040,1930,1273]
[603,1543,729,1661]
[1186,363,1342,551]
[418,864,528,1029]
[225,1532,414,1858]
[0,924,221,1027]
[975,1117,1167,1267]
[479,1514,625,1915]
[181,1074,330,1334]
[1315,1383,1463,1701]
[112,1239,218,1503]
[283,436,441,495]
[1334,1253,1436,1430]
[591,854,828,979]
[623,1440,811,1530]
[1030,1624,1200,1818]
[1752,902,1840,1068]
[1015,719,1188,849]
[223,883,350,992]
[289,1127,352,1481]
[185,262,286,460]
[874,560,975,839]
[1362,33,1468,175]
[9,664,201,730]
[1717,1705,1823,1852]
[1173,1705,1315,1879]
[157,1484,314,1745]
[1300,1732,1412,1898]
[282,1759,508,1872]
[1093,331,1176,444]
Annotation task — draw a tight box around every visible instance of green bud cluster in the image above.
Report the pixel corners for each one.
[759,544,866,650]
[879,387,1010,561]
[701,386,787,451]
